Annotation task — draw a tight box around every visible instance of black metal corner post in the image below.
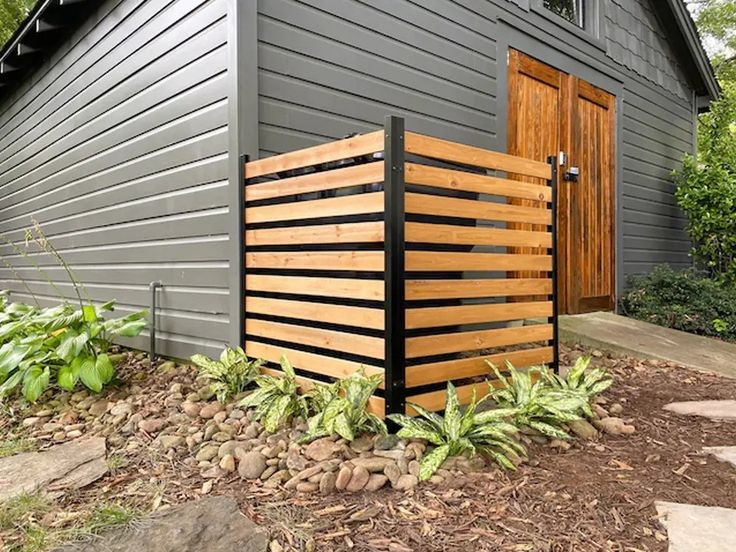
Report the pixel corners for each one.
[384,116,406,417]
[239,154,249,349]
[547,155,560,373]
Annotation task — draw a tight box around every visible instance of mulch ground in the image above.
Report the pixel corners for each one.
[4,345,736,552]
[234,346,736,552]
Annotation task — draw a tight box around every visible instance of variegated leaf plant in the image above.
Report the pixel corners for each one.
[387,382,525,480]
[191,346,263,404]
[238,355,308,433]
[537,356,613,417]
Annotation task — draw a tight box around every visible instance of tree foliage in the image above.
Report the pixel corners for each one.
[0,0,35,50]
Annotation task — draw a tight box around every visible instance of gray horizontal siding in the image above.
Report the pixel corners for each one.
[255,0,697,291]
[0,0,231,359]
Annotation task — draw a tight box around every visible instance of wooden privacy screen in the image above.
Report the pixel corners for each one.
[243,117,558,417]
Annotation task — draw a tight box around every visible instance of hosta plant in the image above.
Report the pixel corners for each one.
[387,383,525,480]
[0,300,147,402]
[239,355,308,433]
[487,362,588,440]
[191,347,263,403]
[301,369,387,443]
[537,356,613,417]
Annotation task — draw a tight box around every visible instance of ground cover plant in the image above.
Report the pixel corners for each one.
[238,354,309,432]
[0,222,148,402]
[190,346,263,403]
[388,383,523,479]
[301,369,387,442]
[620,264,736,341]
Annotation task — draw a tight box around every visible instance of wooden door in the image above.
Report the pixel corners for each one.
[507,50,615,314]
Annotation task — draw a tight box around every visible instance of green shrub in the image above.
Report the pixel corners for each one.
[388,383,524,479]
[487,362,587,440]
[190,347,262,403]
[301,369,386,442]
[238,355,308,433]
[620,264,736,340]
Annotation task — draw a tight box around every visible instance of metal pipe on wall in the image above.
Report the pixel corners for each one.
[149,281,162,361]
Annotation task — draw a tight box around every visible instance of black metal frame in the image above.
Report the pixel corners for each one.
[383,116,406,416]
[547,155,560,373]
[239,154,249,349]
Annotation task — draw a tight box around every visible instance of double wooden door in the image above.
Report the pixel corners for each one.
[508,50,616,314]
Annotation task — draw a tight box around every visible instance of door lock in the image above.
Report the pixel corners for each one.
[563,166,579,182]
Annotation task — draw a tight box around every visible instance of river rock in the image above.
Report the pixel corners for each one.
[346,465,370,492]
[320,471,337,495]
[238,451,268,479]
[89,400,110,417]
[200,403,224,419]
[335,465,353,491]
[599,417,636,435]
[365,473,388,491]
[304,437,340,462]
[350,456,394,472]
[569,419,598,440]
[139,418,166,434]
[349,435,374,453]
[395,474,419,491]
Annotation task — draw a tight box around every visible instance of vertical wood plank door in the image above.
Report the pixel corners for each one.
[508,50,616,314]
[569,79,616,312]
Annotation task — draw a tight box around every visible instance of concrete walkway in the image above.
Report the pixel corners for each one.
[559,311,736,379]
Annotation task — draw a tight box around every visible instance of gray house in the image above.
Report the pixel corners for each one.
[0,0,718,359]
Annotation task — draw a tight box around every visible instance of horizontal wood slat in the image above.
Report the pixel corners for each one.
[405,278,553,300]
[405,163,552,202]
[260,365,385,416]
[406,301,553,329]
[245,319,384,360]
[246,296,384,330]
[406,324,553,358]
[245,131,383,179]
[404,132,552,180]
[246,221,384,246]
[245,162,383,201]
[405,193,551,225]
[246,341,384,389]
[246,192,384,224]
[406,346,554,389]
[405,222,552,248]
[245,251,384,271]
[405,251,552,272]
[245,274,384,300]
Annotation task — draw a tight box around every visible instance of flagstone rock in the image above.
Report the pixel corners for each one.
[703,446,736,468]
[0,437,107,501]
[656,501,736,552]
[663,400,736,420]
[52,496,268,552]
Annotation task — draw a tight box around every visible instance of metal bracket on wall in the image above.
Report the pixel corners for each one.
[149,281,163,361]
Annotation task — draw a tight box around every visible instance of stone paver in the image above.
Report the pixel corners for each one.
[0,437,107,501]
[656,501,736,552]
[662,400,736,420]
[559,311,736,379]
[53,496,268,552]
[703,446,736,468]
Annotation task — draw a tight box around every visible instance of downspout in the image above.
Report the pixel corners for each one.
[149,281,162,361]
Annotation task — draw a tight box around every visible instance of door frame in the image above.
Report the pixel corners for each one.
[496,21,625,311]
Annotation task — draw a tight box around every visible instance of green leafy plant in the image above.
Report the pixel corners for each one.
[238,355,308,433]
[301,369,387,442]
[0,222,147,402]
[388,383,525,480]
[620,264,736,341]
[190,347,263,403]
[487,362,587,440]
[538,356,613,417]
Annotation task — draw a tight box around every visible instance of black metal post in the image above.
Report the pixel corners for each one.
[547,155,560,373]
[384,116,406,416]
[239,154,248,350]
